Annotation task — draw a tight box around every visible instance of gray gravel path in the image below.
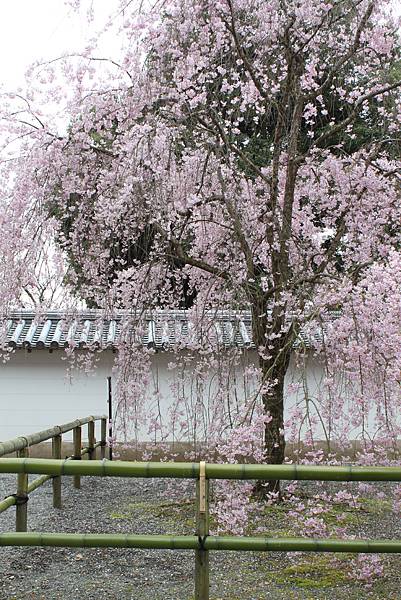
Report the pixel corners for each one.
[0,474,400,600]
[0,475,199,600]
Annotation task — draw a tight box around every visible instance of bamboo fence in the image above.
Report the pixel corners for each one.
[0,415,106,458]
[0,415,108,530]
[1,426,401,600]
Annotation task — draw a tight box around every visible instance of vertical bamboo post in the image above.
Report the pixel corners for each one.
[100,418,107,459]
[195,461,209,600]
[52,434,62,508]
[73,426,82,489]
[88,420,95,460]
[15,447,29,532]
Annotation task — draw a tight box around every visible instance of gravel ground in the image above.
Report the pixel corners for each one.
[0,473,400,600]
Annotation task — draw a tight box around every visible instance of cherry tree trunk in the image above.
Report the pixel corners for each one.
[261,358,287,465]
[258,354,290,497]
[251,297,292,498]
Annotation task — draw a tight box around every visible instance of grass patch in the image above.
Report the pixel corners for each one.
[266,555,349,589]
[321,503,360,527]
[109,498,195,530]
[109,511,130,519]
[359,497,392,514]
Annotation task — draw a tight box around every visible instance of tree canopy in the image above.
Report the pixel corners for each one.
[0,1,400,485]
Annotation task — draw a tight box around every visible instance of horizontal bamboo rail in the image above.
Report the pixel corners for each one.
[0,459,400,482]
[0,532,400,553]
[0,415,106,457]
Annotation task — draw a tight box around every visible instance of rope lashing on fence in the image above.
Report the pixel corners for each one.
[1,459,401,481]
[8,493,28,506]
[198,535,208,551]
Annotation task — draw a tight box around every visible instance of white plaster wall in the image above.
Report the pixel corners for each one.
[0,350,113,441]
[0,347,350,443]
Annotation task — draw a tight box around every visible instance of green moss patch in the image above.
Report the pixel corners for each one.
[266,556,349,589]
[359,497,392,514]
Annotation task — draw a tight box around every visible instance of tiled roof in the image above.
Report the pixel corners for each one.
[1,310,320,351]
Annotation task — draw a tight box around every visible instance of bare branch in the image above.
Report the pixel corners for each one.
[223,0,268,100]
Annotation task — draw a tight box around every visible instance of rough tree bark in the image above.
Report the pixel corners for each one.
[250,295,293,497]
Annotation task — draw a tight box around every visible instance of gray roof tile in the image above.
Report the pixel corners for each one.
[1,309,322,351]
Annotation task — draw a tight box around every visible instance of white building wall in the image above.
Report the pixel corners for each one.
[0,348,328,442]
[0,350,113,441]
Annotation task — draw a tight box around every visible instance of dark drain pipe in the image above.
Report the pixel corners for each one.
[107,376,113,461]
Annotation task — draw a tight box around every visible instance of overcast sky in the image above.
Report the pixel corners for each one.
[1,0,400,93]
[0,0,121,91]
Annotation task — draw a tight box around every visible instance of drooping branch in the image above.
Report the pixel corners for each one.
[305,80,401,155]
